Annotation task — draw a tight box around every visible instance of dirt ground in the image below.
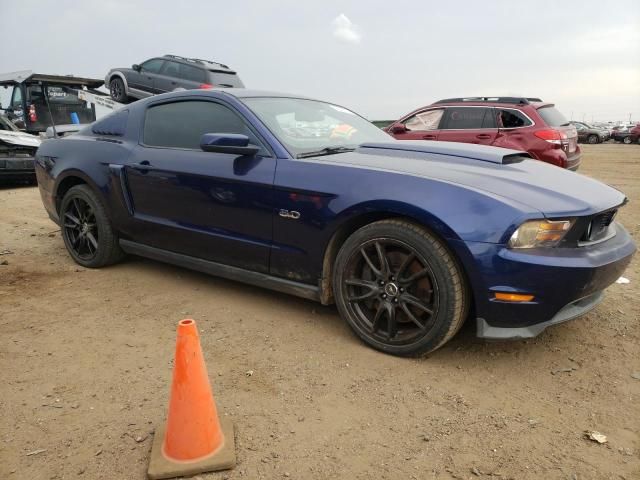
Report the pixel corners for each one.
[1,144,639,480]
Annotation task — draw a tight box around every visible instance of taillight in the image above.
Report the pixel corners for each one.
[28,104,37,123]
[534,129,563,144]
[198,83,214,89]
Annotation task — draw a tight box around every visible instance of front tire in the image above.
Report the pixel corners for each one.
[333,220,469,357]
[587,134,599,144]
[60,185,124,268]
[623,136,632,144]
[109,77,128,103]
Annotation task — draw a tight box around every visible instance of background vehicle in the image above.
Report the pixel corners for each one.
[570,121,609,143]
[612,126,635,144]
[385,97,582,170]
[34,89,635,357]
[0,113,40,181]
[629,124,640,144]
[105,54,245,103]
[0,71,102,134]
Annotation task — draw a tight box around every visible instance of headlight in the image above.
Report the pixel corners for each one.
[508,219,574,248]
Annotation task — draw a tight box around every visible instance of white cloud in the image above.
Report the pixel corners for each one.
[332,14,362,44]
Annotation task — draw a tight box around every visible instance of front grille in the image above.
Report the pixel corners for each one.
[581,209,617,243]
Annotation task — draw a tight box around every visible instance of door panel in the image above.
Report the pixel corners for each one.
[121,98,276,273]
[124,147,275,273]
[437,107,498,145]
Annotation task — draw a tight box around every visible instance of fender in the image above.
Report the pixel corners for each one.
[106,71,130,94]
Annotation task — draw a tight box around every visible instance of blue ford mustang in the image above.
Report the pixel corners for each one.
[34,89,636,356]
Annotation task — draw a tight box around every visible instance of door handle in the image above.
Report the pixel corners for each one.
[130,161,153,171]
[170,81,177,85]
[476,134,492,139]
[422,134,437,140]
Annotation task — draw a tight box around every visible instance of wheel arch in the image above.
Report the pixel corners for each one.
[54,170,102,214]
[107,71,130,94]
[318,204,474,312]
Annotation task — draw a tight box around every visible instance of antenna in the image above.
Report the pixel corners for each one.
[42,82,58,138]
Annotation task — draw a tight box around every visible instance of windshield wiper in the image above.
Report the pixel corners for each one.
[296,146,355,159]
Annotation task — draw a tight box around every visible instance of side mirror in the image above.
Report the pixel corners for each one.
[200,133,259,155]
[389,124,406,134]
[132,64,141,71]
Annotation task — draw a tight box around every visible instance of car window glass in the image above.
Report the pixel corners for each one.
[442,107,486,129]
[482,109,498,128]
[537,106,569,127]
[141,59,165,74]
[143,100,266,153]
[161,61,180,78]
[404,109,443,131]
[498,109,532,128]
[11,87,22,107]
[179,64,205,83]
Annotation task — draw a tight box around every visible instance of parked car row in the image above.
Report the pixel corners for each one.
[611,124,640,144]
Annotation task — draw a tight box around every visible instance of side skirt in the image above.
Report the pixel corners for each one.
[119,239,321,302]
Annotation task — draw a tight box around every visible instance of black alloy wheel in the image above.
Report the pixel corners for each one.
[109,78,127,103]
[342,239,439,345]
[60,185,124,268]
[63,196,99,261]
[333,220,468,357]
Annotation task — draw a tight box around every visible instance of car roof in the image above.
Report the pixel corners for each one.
[161,55,237,73]
[219,88,316,100]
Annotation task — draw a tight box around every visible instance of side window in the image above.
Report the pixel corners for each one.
[498,109,533,129]
[482,109,498,128]
[143,100,266,153]
[161,61,180,78]
[441,107,486,130]
[179,64,205,83]
[404,109,443,131]
[10,87,23,108]
[140,59,165,74]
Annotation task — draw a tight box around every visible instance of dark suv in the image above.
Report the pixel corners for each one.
[386,97,581,170]
[105,55,244,103]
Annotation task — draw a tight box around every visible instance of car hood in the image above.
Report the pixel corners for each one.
[326,141,626,217]
[0,130,41,148]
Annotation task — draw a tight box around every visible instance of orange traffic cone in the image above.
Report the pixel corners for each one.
[147,319,235,479]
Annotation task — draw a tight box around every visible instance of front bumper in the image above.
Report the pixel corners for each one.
[0,156,35,179]
[453,222,635,339]
[477,291,603,339]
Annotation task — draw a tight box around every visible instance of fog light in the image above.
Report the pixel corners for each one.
[494,292,535,302]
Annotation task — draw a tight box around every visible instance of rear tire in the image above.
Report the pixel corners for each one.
[60,185,124,268]
[333,219,469,357]
[109,77,128,103]
[587,134,599,144]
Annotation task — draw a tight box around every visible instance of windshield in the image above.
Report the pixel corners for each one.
[242,97,391,157]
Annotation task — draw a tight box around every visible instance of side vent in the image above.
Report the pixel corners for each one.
[92,109,129,136]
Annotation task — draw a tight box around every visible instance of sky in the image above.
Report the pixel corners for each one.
[1,0,639,123]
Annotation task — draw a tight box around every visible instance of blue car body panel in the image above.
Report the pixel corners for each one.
[34,89,636,338]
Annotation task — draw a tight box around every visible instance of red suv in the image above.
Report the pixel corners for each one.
[385,97,581,170]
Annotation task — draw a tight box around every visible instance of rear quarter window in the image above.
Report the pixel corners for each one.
[498,109,533,128]
[537,106,569,127]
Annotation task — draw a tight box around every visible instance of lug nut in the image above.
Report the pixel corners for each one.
[382,294,387,299]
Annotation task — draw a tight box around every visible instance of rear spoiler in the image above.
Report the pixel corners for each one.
[357,141,531,165]
[45,124,83,139]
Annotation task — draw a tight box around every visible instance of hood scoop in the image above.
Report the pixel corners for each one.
[357,141,529,165]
